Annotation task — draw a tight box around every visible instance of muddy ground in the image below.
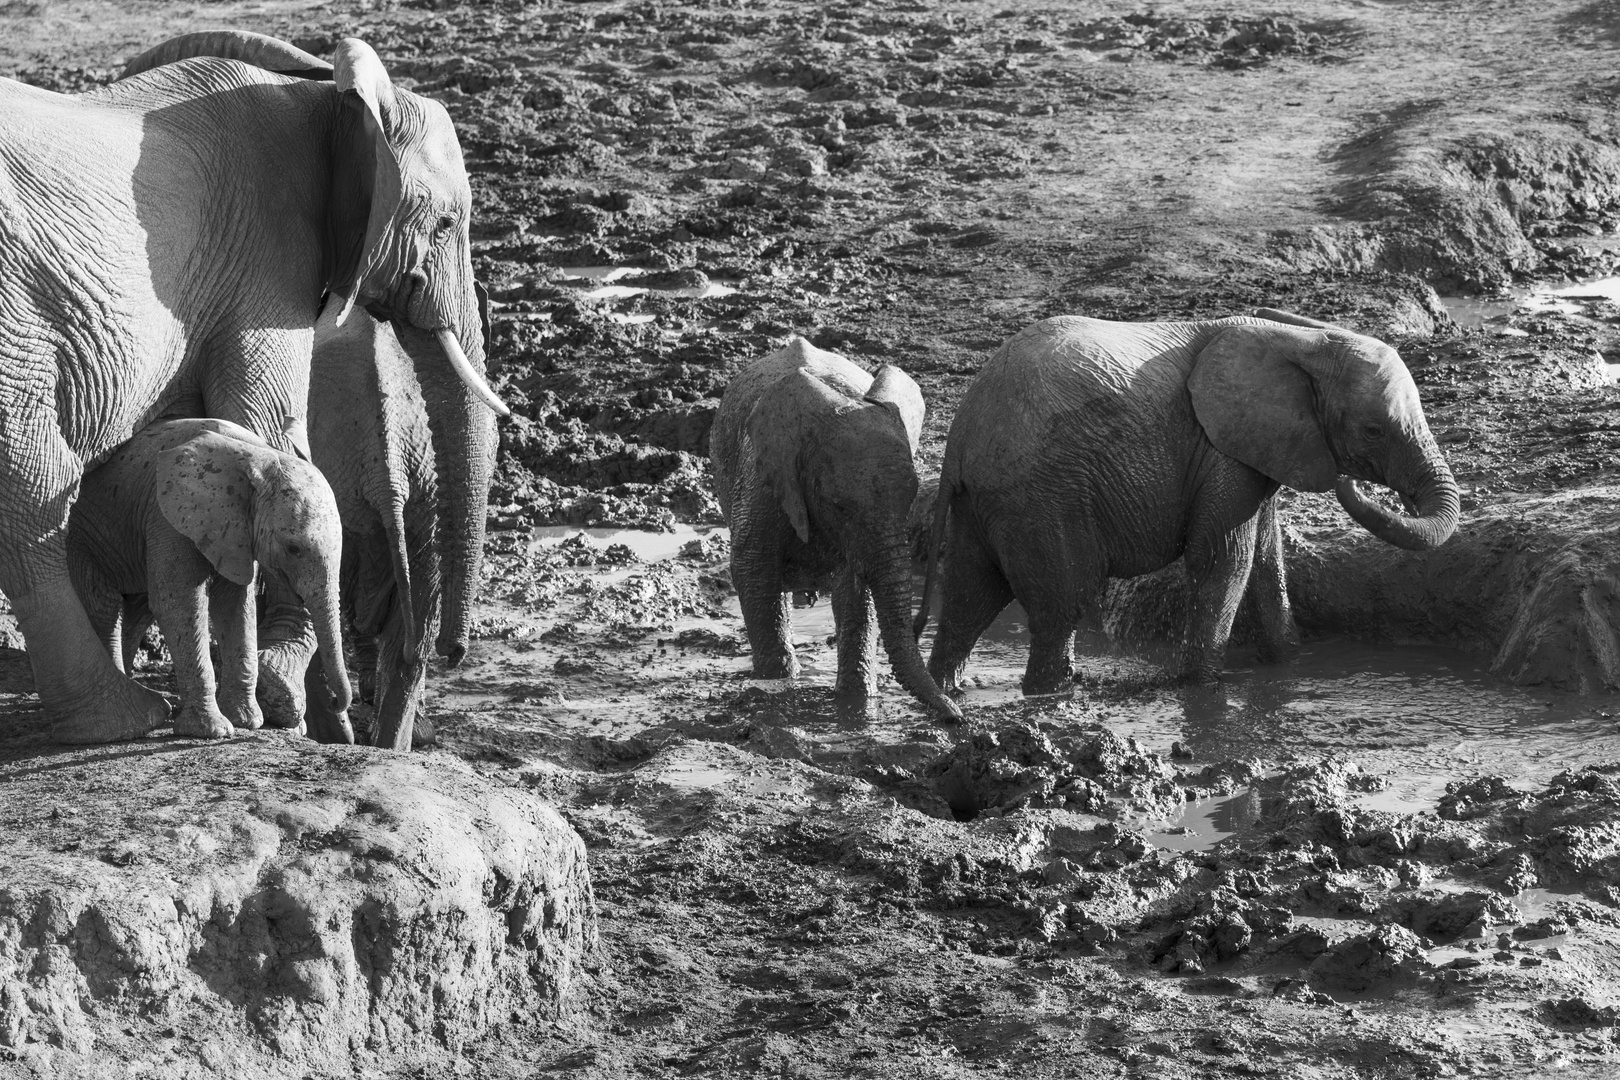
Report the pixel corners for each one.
[12,0,1620,1077]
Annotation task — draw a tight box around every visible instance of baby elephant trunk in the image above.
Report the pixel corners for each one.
[866,545,963,722]
[308,589,353,714]
[1334,450,1460,552]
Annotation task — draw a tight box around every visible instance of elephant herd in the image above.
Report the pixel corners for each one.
[717,310,1459,721]
[0,30,1459,747]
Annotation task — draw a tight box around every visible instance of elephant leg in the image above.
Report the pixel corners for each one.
[147,525,233,739]
[1242,495,1300,662]
[926,509,1013,694]
[120,596,153,676]
[1022,611,1080,697]
[256,579,317,728]
[352,632,380,705]
[0,421,169,742]
[1182,518,1260,683]
[71,564,125,673]
[210,578,263,730]
[732,532,797,678]
[831,563,877,698]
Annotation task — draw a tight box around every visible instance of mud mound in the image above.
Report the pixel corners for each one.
[0,737,596,1076]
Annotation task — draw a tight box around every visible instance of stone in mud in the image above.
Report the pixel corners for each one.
[1307,925,1428,992]
[1546,996,1619,1028]
[0,739,595,1073]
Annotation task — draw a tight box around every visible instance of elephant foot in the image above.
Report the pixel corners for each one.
[219,692,264,730]
[751,652,800,680]
[834,672,876,698]
[257,646,311,728]
[50,675,172,745]
[174,703,234,740]
[411,714,436,748]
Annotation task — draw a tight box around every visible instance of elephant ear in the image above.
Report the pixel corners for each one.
[746,369,851,543]
[1188,325,1339,493]
[155,433,258,587]
[864,364,925,454]
[327,38,405,323]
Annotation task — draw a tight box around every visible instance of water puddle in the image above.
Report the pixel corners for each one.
[1149,788,1264,851]
[529,524,726,562]
[557,265,739,301]
[1441,275,1620,329]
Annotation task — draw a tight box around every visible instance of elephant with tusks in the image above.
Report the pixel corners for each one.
[0,31,506,742]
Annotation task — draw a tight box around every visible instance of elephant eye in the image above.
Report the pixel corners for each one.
[1362,423,1385,440]
[434,214,457,238]
[286,542,304,558]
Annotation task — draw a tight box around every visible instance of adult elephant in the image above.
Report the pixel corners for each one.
[0,30,505,742]
[302,296,497,750]
[916,309,1460,695]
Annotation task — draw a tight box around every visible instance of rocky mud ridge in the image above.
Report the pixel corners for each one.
[8,0,1620,1077]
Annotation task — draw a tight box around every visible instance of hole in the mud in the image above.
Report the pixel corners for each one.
[934,771,981,822]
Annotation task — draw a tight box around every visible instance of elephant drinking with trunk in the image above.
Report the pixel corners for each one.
[916,310,1460,695]
[0,30,506,742]
[711,338,961,721]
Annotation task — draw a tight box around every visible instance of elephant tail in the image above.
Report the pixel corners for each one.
[912,457,957,643]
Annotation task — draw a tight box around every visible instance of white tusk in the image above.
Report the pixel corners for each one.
[435,328,510,417]
[334,286,358,327]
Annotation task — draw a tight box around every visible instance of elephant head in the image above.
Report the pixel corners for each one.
[1187,309,1460,551]
[155,432,353,714]
[747,364,961,719]
[121,32,505,674]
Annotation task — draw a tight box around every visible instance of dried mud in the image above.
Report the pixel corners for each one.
[10,0,1620,1078]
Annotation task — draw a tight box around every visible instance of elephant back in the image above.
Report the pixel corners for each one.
[711,336,870,519]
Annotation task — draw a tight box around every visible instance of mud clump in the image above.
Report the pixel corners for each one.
[1308,924,1429,993]
[926,718,1178,820]
[0,740,596,1074]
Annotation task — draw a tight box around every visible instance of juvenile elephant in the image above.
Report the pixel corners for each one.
[711,338,961,721]
[0,31,505,743]
[304,298,476,750]
[66,419,352,739]
[916,310,1460,695]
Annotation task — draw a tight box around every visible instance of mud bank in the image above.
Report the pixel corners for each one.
[0,678,597,1078]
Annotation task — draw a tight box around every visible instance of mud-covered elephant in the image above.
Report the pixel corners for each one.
[711,337,961,721]
[917,309,1460,695]
[0,30,505,742]
[303,297,497,750]
[66,419,351,739]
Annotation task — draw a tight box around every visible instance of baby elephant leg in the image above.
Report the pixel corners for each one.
[147,523,234,739]
[210,577,263,730]
[831,563,877,698]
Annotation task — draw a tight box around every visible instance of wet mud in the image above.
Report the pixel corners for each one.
[10,0,1620,1077]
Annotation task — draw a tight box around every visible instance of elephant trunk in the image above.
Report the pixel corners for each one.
[1334,446,1460,551]
[866,543,963,722]
[309,588,353,713]
[400,321,498,666]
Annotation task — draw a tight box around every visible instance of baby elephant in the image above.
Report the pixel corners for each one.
[711,337,960,721]
[67,418,352,739]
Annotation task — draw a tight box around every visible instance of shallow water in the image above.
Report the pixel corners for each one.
[529,523,725,562]
[1440,275,1620,328]
[557,265,740,301]
[495,527,1620,840]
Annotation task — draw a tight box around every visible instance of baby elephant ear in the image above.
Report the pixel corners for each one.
[746,369,849,544]
[1188,325,1339,493]
[155,432,259,586]
[864,365,925,454]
